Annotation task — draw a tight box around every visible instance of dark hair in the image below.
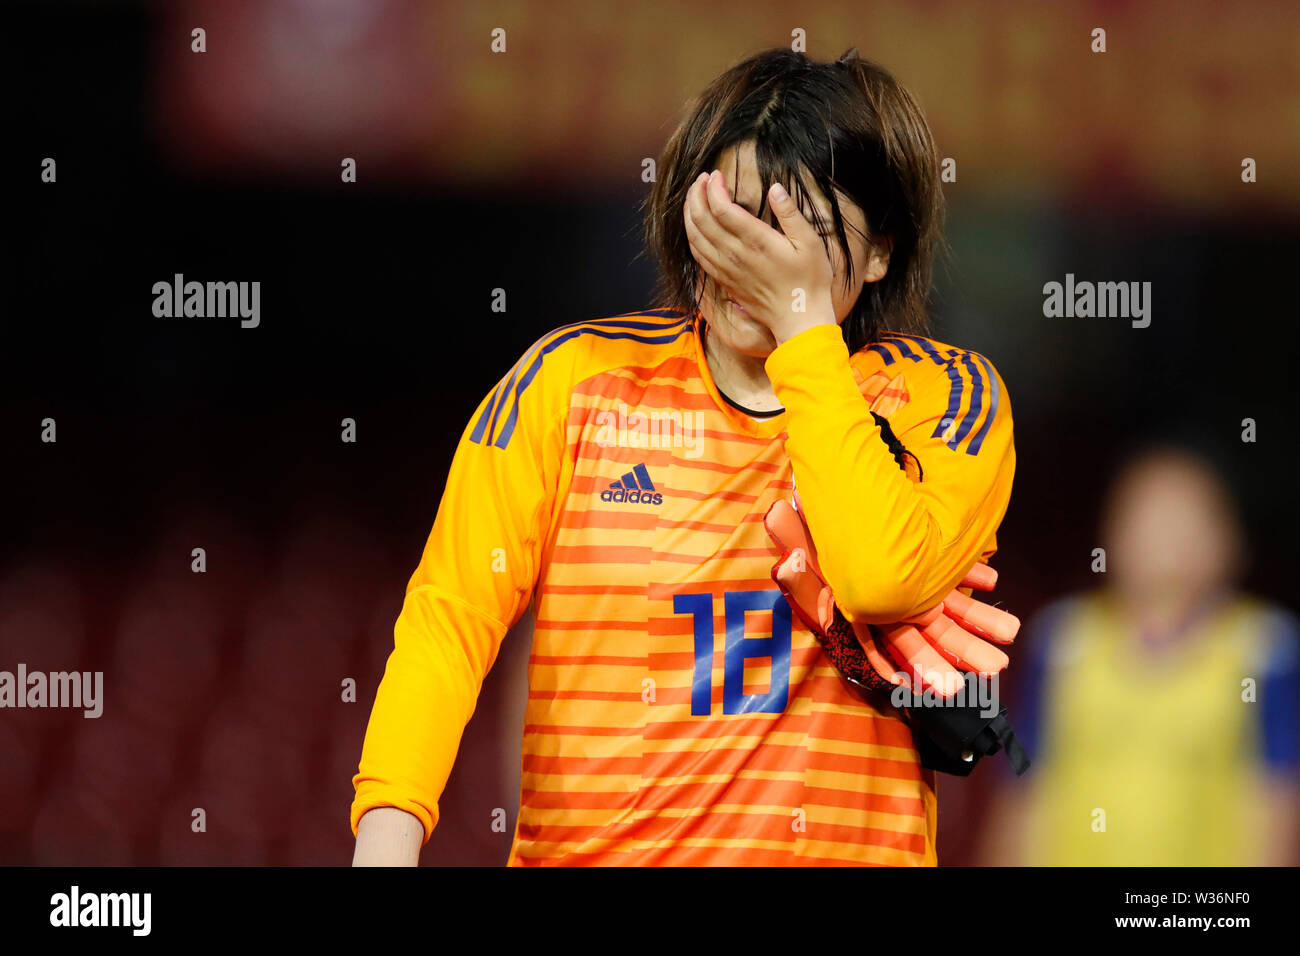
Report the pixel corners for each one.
[643,47,946,352]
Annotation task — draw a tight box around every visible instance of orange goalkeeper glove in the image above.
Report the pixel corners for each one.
[765,492,1030,776]
[765,492,1020,699]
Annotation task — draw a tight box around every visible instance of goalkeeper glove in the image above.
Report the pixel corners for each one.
[764,491,1030,775]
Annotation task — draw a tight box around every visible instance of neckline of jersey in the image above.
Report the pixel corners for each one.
[689,313,787,439]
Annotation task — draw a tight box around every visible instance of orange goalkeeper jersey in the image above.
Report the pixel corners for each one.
[351,309,1015,865]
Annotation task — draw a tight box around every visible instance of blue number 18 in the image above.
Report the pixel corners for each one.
[672,589,792,716]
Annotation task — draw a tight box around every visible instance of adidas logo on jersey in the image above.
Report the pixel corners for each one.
[601,463,664,505]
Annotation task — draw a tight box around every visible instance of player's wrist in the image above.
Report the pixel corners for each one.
[768,294,837,346]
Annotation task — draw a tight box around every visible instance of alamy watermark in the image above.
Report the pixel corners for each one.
[152,274,260,328]
[890,669,1001,719]
[50,886,150,936]
[593,401,703,458]
[0,664,102,718]
[1043,273,1151,328]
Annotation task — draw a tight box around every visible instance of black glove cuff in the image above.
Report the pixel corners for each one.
[807,610,1032,777]
[895,690,1031,777]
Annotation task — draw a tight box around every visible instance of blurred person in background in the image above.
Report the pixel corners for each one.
[983,446,1300,865]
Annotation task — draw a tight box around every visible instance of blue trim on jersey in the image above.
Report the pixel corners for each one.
[878,335,967,447]
[611,308,690,320]
[972,353,998,455]
[470,314,691,447]
[878,335,924,363]
[932,354,967,447]
[565,316,690,331]
[888,333,946,364]
[865,341,897,366]
[878,334,999,457]
[949,352,986,449]
[470,390,494,444]
[481,353,526,444]
[491,320,693,449]
[470,376,508,445]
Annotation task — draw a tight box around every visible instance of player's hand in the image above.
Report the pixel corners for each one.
[683,169,837,344]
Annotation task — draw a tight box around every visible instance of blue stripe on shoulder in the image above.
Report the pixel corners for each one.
[931,351,967,447]
[477,315,693,449]
[883,336,964,440]
[612,308,691,320]
[888,333,947,365]
[864,341,898,366]
[877,335,925,363]
[967,353,1001,456]
[949,352,986,449]
[883,335,1002,457]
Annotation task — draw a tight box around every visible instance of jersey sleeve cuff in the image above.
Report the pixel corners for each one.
[350,786,439,847]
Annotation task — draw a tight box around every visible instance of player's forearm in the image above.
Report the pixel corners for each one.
[352,807,424,866]
[766,326,944,620]
[350,585,504,851]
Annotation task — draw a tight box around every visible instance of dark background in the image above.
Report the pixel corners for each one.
[3,0,1296,864]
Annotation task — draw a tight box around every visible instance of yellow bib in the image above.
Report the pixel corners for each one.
[1024,595,1274,866]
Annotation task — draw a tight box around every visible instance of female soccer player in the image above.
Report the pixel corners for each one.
[351,47,1015,866]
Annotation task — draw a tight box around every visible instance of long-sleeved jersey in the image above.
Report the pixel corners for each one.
[351,309,1015,865]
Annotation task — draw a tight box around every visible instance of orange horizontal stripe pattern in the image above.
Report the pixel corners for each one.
[507,314,935,866]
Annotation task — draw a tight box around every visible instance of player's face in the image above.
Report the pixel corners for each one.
[694,140,885,358]
[1106,456,1239,614]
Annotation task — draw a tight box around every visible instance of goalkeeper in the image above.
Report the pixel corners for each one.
[352,48,1019,866]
